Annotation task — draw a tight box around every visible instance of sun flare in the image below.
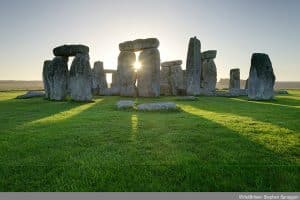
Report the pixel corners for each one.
[134,61,142,71]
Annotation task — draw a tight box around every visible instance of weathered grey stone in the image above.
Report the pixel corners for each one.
[110,71,120,95]
[248,53,275,100]
[245,78,249,89]
[201,50,217,60]
[160,66,171,96]
[118,51,137,97]
[69,53,93,101]
[229,68,240,94]
[16,91,45,99]
[275,89,288,95]
[92,61,108,95]
[119,38,159,52]
[117,100,135,109]
[42,60,52,99]
[53,45,89,57]
[186,37,201,95]
[137,102,177,111]
[48,56,69,100]
[137,48,160,97]
[200,59,217,95]
[161,60,182,67]
[170,65,185,96]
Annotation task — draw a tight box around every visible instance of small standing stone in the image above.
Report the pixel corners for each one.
[69,53,93,101]
[92,61,108,95]
[248,53,275,100]
[229,68,240,94]
[200,50,217,95]
[42,60,52,99]
[186,37,201,95]
[160,66,171,96]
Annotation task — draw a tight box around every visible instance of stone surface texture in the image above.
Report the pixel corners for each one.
[69,53,93,101]
[137,102,177,111]
[16,91,45,99]
[119,38,159,52]
[53,44,89,57]
[117,100,135,109]
[229,68,240,94]
[92,61,108,95]
[186,37,201,95]
[248,53,275,100]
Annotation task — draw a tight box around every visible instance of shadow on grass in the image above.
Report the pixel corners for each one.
[0,97,298,191]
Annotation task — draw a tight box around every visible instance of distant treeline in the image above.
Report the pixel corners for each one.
[217,79,300,89]
[0,80,299,91]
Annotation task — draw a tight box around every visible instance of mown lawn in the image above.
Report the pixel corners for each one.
[0,90,299,191]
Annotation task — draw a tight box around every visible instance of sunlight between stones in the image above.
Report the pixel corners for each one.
[178,104,297,156]
[24,99,103,126]
[131,114,138,140]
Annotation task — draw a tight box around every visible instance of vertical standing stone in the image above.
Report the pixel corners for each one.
[118,51,137,96]
[186,37,201,95]
[160,66,171,96]
[110,71,120,95]
[48,56,68,100]
[42,60,52,99]
[229,68,240,94]
[92,61,108,95]
[200,50,217,95]
[170,65,185,96]
[69,53,93,101]
[248,53,275,100]
[245,78,249,90]
[138,48,160,97]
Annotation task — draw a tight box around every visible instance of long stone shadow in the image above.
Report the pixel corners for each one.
[177,96,300,133]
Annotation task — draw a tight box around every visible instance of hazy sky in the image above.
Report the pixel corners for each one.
[0,0,299,81]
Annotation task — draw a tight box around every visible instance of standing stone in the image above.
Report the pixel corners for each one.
[170,65,185,96]
[229,68,240,94]
[69,53,92,101]
[118,51,137,97]
[137,48,160,97]
[109,71,120,95]
[92,61,108,95]
[200,50,217,95]
[42,60,52,99]
[48,56,68,100]
[248,53,275,100]
[160,66,171,96]
[245,78,249,90]
[186,37,201,95]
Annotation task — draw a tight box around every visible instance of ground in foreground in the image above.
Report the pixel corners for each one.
[0,90,299,191]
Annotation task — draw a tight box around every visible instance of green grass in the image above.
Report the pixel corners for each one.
[0,90,299,191]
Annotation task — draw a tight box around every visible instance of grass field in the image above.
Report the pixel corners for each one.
[0,90,299,191]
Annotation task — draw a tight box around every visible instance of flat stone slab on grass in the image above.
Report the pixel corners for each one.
[137,102,177,111]
[176,96,198,101]
[16,91,45,99]
[117,100,135,109]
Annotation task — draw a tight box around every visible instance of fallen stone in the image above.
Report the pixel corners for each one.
[53,44,89,57]
[137,102,177,111]
[117,100,135,109]
[275,90,288,95]
[201,50,217,60]
[69,53,93,101]
[248,53,276,100]
[186,36,201,95]
[119,38,159,52]
[161,60,182,67]
[137,48,160,97]
[16,91,45,99]
[176,96,197,101]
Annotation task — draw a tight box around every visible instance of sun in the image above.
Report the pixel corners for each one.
[134,61,142,71]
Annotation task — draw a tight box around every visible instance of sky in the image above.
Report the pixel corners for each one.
[0,0,299,81]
